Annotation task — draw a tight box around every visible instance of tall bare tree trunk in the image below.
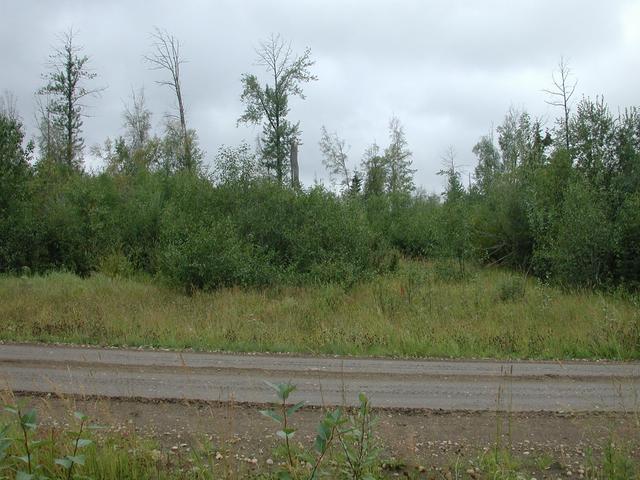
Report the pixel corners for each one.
[145,27,193,171]
[290,140,299,189]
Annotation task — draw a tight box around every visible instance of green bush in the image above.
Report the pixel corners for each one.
[98,251,134,278]
[550,179,614,287]
[496,276,525,302]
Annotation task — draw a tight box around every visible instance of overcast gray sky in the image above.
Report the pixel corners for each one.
[2,0,639,192]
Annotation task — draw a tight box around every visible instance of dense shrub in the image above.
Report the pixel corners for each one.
[2,95,640,292]
[155,174,388,289]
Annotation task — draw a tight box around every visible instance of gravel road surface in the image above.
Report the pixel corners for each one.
[1,344,638,412]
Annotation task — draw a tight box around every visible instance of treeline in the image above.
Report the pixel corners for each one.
[442,99,640,289]
[0,30,639,291]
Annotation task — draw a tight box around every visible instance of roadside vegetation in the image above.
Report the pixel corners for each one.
[2,21,639,480]
[1,259,638,360]
[2,32,640,297]
[1,389,638,479]
[2,62,640,361]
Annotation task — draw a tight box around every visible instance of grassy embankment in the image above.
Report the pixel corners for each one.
[1,260,638,360]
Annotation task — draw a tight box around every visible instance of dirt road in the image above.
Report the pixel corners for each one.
[1,343,638,412]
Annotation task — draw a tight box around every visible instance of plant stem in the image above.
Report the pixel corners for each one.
[17,407,32,475]
[282,398,294,467]
[67,418,85,480]
[309,426,336,480]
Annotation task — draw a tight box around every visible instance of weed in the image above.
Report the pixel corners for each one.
[433,259,468,283]
[2,259,640,360]
[2,403,98,480]
[372,281,401,320]
[98,251,134,279]
[475,448,521,480]
[600,438,638,480]
[496,277,525,302]
[259,381,303,468]
[337,393,380,479]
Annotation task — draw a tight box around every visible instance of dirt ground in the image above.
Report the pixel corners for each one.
[6,393,639,478]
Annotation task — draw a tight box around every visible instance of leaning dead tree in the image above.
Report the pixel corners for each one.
[144,27,194,171]
[543,57,577,152]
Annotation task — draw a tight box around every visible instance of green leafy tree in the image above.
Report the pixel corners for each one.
[159,118,203,174]
[551,178,614,286]
[34,93,65,164]
[319,125,350,190]
[615,192,640,286]
[384,116,415,195]
[438,148,471,272]
[471,132,501,195]
[38,29,102,169]
[238,34,317,185]
[0,99,34,271]
[213,142,261,185]
[361,142,386,198]
[570,96,616,187]
[123,87,152,153]
[612,107,640,196]
[348,171,363,196]
[496,108,544,176]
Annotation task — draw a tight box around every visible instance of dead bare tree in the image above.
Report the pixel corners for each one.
[144,27,193,171]
[543,57,577,152]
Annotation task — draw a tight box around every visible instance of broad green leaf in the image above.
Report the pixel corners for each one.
[278,383,296,400]
[16,471,34,480]
[314,435,326,454]
[259,409,283,423]
[330,408,343,423]
[21,410,37,430]
[74,411,88,422]
[55,458,73,470]
[264,381,296,401]
[68,454,86,466]
[276,429,295,439]
[76,438,93,448]
[286,401,305,417]
[29,439,51,450]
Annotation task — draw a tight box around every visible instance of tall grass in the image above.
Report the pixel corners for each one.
[1,260,639,360]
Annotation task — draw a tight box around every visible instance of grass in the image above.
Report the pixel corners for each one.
[1,259,639,360]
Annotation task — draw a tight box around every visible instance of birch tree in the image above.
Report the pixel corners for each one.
[238,34,316,185]
[145,27,198,172]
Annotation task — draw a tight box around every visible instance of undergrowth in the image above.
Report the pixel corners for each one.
[1,259,639,360]
[1,391,638,479]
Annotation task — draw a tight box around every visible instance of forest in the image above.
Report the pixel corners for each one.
[1,29,639,293]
